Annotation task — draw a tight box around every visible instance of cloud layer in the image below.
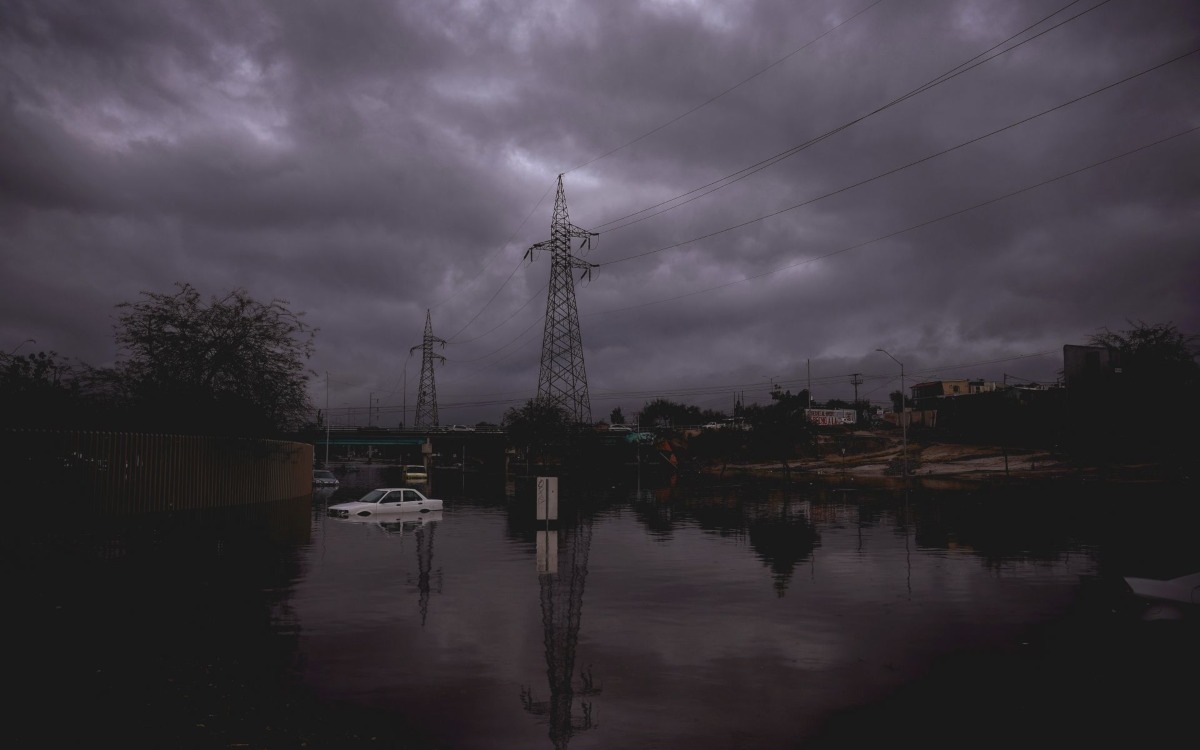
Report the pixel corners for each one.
[2,0,1197,425]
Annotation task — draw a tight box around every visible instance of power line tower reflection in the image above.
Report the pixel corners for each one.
[410,309,446,429]
[525,175,598,424]
[414,517,438,627]
[521,519,599,748]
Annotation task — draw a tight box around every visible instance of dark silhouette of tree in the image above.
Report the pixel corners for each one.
[112,283,317,436]
[743,389,812,473]
[1081,320,1199,462]
[1088,320,1199,385]
[0,350,82,428]
[503,399,572,463]
[609,406,625,425]
[638,398,725,429]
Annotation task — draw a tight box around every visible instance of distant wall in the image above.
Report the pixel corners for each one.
[3,430,313,515]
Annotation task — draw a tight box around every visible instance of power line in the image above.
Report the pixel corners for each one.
[367,348,1065,417]
[432,122,1195,397]
[447,282,547,346]
[578,124,1200,318]
[589,0,1106,235]
[562,0,890,174]
[431,2,888,347]
[433,0,1106,354]
[438,181,557,340]
[593,43,1198,269]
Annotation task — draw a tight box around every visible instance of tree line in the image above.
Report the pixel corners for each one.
[2,284,316,437]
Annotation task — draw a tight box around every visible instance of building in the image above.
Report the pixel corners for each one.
[910,379,1001,412]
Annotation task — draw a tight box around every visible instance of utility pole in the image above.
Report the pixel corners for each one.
[401,357,408,430]
[325,372,331,466]
[411,310,447,430]
[850,372,863,424]
[367,392,374,427]
[807,359,812,408]
[876,349,907,479]
[526,175,598,424]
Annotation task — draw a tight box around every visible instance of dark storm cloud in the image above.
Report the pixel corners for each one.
[2,0,1197,423]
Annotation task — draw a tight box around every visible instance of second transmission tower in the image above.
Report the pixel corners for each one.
[410,309,446,429]
[525,175,598,424]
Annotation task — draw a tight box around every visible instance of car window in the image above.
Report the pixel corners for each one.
[358,490,387,504]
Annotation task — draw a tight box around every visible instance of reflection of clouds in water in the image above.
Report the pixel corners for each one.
[290,483,1104,747]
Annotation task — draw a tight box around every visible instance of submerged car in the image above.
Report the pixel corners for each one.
[327,487,443,518]
[312,469,339,487]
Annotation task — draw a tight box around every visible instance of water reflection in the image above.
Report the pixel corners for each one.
[325,510,444,627]
[12,474,1197,748]
[523,516,597,748]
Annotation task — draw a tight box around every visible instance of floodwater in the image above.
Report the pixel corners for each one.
[9,466,1198,749]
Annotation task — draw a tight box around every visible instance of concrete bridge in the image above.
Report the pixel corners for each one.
[305,426,508,470]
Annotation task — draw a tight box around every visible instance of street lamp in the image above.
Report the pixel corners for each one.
[875,348,907,479]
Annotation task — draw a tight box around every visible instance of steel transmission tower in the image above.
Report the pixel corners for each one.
[525,175,598,424]
[410,309,446,429]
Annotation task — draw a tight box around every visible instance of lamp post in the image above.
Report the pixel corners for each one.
[875,348,907,479]
[324,371,331,467]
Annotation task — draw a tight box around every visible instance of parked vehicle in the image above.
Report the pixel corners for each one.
[402,464,429,483]
[447,424,474,432]
[326,487,443,518]
[312,469,339,487]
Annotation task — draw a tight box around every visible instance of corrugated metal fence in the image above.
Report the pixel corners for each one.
[2,430,313,515]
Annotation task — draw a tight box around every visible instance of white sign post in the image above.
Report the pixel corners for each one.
[536,476,558,521]
[536,529,558,574]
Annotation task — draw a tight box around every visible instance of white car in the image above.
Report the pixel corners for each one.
[327,487,443,518]
[446,424,474,432]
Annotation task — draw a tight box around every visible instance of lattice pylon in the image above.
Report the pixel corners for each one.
[524,175,597,424]
[410,309,446,429]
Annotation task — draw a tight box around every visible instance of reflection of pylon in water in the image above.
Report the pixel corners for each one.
[414,521,438,627]
[521,520,598,749]
[410,309,446,429]
[525,176,598,424]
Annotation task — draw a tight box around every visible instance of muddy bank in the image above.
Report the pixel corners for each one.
[690,434,1195,489]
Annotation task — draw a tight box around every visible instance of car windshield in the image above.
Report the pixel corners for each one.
[356,490,388,504]
[314,471,335,479]
[405,466,425,474]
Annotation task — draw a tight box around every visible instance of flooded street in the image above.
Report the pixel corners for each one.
[9,466,1197,748]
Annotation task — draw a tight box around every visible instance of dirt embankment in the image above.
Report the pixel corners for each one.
[691,430,1192,487]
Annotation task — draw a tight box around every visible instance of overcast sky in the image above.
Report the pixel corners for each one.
[2,0,1197,427]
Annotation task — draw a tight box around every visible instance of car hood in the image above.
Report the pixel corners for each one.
[328,501,374,513]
